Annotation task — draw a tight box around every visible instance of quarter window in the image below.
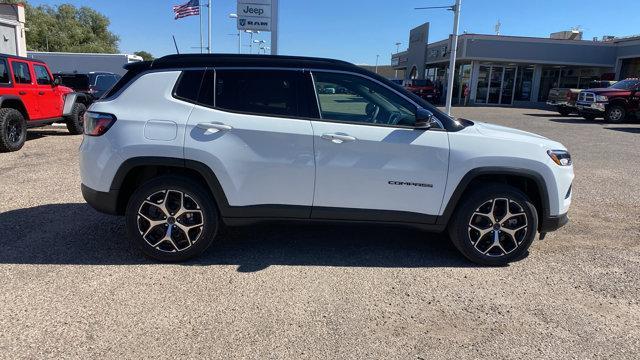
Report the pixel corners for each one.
[12,61,31,84]
[174,70,205,103]
[211,70,300,117]
[34,64,52,85]
[312,72,416,126]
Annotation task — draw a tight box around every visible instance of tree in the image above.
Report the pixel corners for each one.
[2,1,120,53]
[134,51,155,61]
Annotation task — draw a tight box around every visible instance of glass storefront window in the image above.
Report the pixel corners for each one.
[515,66,534,101]
[620,58,640,79]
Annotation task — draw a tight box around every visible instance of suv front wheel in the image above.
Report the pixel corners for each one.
[125,176,220,262]
[448,184,538,266]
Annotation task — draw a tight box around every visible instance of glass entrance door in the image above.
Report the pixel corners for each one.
[475,65,517,105]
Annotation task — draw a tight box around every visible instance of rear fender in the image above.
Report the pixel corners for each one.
[63,92,90,116]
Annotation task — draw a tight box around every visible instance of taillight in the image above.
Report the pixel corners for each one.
[84,112,117,136]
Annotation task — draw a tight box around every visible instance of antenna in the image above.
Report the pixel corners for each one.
[172,35,180,54]
[495,20,501,35]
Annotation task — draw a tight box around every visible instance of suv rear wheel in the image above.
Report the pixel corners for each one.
[0,108,27,152]
[125,176,220,262]
[65,102,86,135]
[448,184,538,266]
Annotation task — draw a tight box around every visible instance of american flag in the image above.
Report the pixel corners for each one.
[173,0,200,20]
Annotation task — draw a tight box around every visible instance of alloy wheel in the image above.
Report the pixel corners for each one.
[7,117,23,145]
[137,190,205,253]
[609,108,623,121]
[467,198,528,257]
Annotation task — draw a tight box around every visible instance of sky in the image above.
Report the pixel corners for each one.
[26,0,640,65]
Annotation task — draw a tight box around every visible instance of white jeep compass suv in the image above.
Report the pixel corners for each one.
[80,54,574,265]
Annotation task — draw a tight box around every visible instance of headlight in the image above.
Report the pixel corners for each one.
[596,95,608,102]
[547,150,572,166]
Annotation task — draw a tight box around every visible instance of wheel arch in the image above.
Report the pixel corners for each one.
[0,95,29,120]
[437,167,550,230]
[111,157,230,216]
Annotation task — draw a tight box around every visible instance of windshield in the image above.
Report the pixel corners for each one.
[610,79,640,90]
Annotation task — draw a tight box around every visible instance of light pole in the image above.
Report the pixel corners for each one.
[245,30,260,54]
[375,55,380,74]
[229,13,241,54]
[253,39,266,54]
[416,0,462,116]
[394,42,401,79]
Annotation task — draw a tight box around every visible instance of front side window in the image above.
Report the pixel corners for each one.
[0,59,9,84]
[212,70,300,117]
[34,64,52,85]
[312,71,416,126]
[12,61,31,84]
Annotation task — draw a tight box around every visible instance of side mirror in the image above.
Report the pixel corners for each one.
[53,76,61,86]
[414,108,435,130]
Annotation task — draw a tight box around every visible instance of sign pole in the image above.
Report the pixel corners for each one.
[445,0,461,115]
[271,0,278,55]
[208,0,212,53]
[199,4,203,53]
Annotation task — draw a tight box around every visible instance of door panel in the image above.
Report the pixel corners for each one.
[9,60,40,119]
[33,64,61,118]
[309,71,449,219]
[311,121,449,218]
[184,69,315,213]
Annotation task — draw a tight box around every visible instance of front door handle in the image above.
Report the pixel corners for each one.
[321,133,357,143]
[18,91,26,95]
[197,122,233,131]
[38,91,45,95]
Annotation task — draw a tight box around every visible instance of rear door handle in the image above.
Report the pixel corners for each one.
[321,133,357,143]
[18,91,26,95]
[197,122,233,131]
[38,91,45,95]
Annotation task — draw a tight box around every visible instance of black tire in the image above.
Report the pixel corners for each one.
[125,175,220,262]
[0,108,27,153]
[557,106,572,116]
[448,184,538,266]
[65,102,86,135]
[604,105,626,124]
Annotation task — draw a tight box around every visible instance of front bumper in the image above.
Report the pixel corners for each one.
[547,100,572,107]
[576,101,606,115]
[82,184,120,215]
[540,213,569,233]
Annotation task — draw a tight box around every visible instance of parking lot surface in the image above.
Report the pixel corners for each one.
[1,108,639,359]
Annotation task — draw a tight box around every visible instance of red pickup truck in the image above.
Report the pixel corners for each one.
[0,54,90,152]
[576,78,640,123]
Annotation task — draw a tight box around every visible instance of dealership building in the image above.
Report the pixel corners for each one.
[391,24,640,106]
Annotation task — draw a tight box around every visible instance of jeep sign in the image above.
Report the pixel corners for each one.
[237,0,272,31]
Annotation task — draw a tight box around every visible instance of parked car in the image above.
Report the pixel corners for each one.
[80,54,573,266]
[404,79,440,104]
[55,72,121,101]
[576,78,640,122]
[547,80,617,116]
[0,55,91,152]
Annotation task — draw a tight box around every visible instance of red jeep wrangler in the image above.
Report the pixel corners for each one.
[0,55,90,152]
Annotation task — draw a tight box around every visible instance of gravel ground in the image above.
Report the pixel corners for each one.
[0,108,639,359]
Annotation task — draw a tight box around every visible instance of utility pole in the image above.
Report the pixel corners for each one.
[445,0,461,116]
[271,0,278,55]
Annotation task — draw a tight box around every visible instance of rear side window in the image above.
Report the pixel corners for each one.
[34,64,52,85]
[0,59,9,84]
[208,70,300,117]
[174,70,205,103]
[12,61,31,84]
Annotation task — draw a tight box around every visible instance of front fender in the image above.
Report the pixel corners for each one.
[63,92,90,116]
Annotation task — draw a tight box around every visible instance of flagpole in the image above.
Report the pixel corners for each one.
[199,3,203,54]
[207,0,212,53]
